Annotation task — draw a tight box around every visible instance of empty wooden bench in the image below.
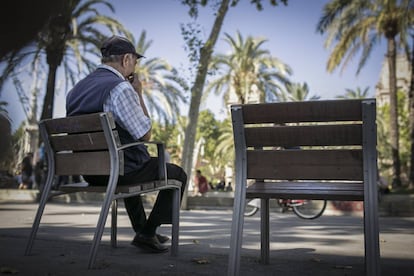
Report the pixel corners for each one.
[228,99,380,276]
[25,112,181,268]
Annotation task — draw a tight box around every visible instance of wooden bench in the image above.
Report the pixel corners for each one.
[228,99,380,276]
[24,112,181,268]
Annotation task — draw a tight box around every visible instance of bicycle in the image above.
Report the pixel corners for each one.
[244,198,327,219]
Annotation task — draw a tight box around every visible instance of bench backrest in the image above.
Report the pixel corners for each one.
[39,112,124,176]
[231,99,377,200]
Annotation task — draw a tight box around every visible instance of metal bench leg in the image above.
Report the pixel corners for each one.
[364,178,381,275]
[260,198,270,264]
[171,187,180,256]
[227,182,246,276]
[362,99,381,276]
[25,171,54,255]
[364,200,381,276]
[111,199,118,248]
[88,182,116,269]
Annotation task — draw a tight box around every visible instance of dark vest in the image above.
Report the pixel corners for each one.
[66,67,150,174]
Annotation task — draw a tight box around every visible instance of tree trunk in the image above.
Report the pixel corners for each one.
[180,0,230,209]
[40,12,68,121]
[408,36,414,189]
[0,114,12,164]
[40,62,58,121]
[387,37,401,187]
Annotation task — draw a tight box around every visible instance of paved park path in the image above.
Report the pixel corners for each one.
[0,202,413,275]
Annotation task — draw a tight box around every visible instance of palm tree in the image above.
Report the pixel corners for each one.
[336,86,370,99]
[133,31,187,123]
[207,31,292,105]
[278,82,320,102]
[0,0,130,121]
[316,0,414,186]
[179,0,288,209]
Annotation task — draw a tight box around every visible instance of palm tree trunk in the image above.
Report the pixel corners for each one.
[0,113,12,164]
[180,0,230,209]
[40,63,58,121]
[387,37,401,187]
[408,36,414,189]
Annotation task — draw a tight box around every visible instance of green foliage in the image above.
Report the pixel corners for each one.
[196,110,222,162]
[181,22,203,67]
[0,121,24,174]
[317,0,414,74]
[377,90,410,184]
[194,112,236,183]
[150,110,232,184]
[317,0,413,74]
[150,119,185,165]
[377,102,392,180]
[213,118,234,166]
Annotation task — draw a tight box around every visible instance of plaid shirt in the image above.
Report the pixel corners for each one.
[99,64,151,140]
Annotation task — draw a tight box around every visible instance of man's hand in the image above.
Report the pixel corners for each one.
[129,73,143,96]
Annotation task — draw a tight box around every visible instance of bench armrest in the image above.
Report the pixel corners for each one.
[118,140,162,150]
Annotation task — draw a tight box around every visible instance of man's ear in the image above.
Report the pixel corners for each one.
[122,54,129,67]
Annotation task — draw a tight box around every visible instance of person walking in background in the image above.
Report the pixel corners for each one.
[19,152,33,189]
[194,169,208,196]
[66,35,187,254]
[225,182,233,192]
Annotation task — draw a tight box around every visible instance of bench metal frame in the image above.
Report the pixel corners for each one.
[25,112,181,268]
[228,99,380,276]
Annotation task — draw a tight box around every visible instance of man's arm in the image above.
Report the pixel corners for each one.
[130,73,151,141]
[104,78,152,142]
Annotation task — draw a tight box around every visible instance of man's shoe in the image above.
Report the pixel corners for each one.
[131,234,168,253]
[156,234,170,244]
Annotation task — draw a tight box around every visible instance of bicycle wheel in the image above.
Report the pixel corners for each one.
[292,199,327,219]
[244,198,260,217]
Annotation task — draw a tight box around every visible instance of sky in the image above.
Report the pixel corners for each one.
[2,0,387,131]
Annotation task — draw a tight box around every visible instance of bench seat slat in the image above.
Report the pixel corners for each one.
[245,124,362,147]
[58,179,182,194]
[51,132,109,151]
[246,190,364,201]
[247,149,363,180]
[44,113,116,134]
[241,99,362,124]
[55,152,111,175]
[246,181,364,200]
